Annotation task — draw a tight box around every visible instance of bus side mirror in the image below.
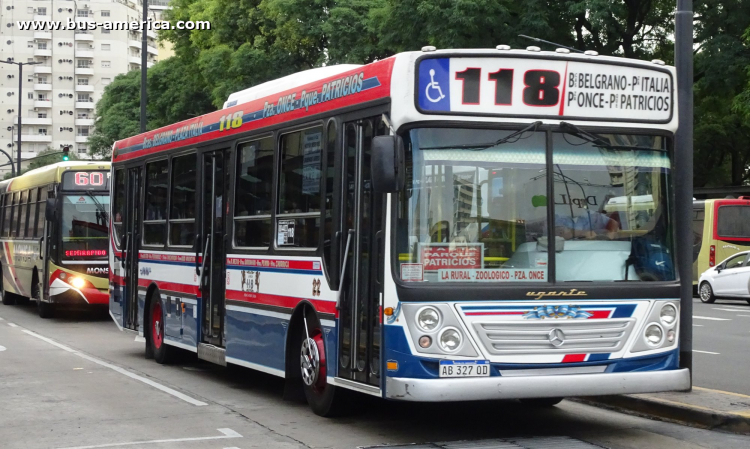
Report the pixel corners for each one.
[45,198,57,221]
[371,135,405,193]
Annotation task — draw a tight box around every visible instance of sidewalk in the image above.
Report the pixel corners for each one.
[577,387,750,434]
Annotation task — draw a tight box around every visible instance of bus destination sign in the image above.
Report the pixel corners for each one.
[417,56,673,122]
[61,171,110,191]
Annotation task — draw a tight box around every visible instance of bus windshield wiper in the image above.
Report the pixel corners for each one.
[559,122,661,151]
[85,190,109,227]
[421,121,543,151]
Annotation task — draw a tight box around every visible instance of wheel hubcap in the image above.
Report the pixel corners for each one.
[152,303,163,349]
[300,338,319,386]
[701,285,710,300]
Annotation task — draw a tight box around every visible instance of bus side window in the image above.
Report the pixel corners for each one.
[143,160,168,246]
[277,126,324,249]
[112,169,125,247]
[10,192,19,238]
[322,120,337,281]
[235,137,274,248]
[168,153,197,247]
[0,193,7,237]
[35,188,47,238]
[18,190,29,239]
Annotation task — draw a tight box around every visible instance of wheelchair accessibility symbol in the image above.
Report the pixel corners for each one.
[425,69,446,103]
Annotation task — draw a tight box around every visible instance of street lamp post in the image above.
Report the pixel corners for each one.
[141,0,149,133]
[675,0,694,388]
[0,60,42,175]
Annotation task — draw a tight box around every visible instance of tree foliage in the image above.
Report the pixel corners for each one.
[89,0,750,186]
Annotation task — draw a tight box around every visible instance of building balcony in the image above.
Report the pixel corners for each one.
[75,101,95,109]
[147,62,154,68]
[76,50,95,59]
[75,67,94,75]
[34,49,52,57]
[75,84,94,93]
[128,40,141,49]
[21,134,52,143]
[75,118,95,126]
[16,117,52,126]
[34,100,52,108]
[34,32,52,40]
[34,83,52,91]
[34,65,52,74]
[74,33,94,42]
[129,56,142,65]
[75,135,90,143]
[147,46,158,55]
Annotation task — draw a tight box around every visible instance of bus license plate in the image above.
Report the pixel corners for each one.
[439,360,490,378]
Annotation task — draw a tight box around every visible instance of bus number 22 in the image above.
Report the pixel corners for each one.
[455,69,560,106]
[219,111,244,132]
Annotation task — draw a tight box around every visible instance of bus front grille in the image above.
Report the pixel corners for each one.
[473,318,636,355]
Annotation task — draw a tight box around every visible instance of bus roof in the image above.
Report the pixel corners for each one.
[113,48,676,163]
[0,161,110,192]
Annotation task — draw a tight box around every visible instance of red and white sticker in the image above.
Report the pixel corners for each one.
[420,244,483,272]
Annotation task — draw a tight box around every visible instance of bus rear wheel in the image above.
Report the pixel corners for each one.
[699,282,716,303]
[149,294,175,364]
[299,320,346,417]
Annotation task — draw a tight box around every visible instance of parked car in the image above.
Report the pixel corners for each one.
[698,250,750,304]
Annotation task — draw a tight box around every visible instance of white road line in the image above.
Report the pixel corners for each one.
[0,345,6,351]
[693,324,704,327]
[737,315,750,318]
[20,329,208,407]
[693,350,720,355]
[134,336,146,343]
[0,316,4,320]
[7,322,18,327]
[57,428,242,449]
[712,307,749,312]
[693,315,731,321]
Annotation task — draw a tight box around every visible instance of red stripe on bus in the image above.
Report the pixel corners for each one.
[137,279,200,296]
[587,310,612,319]
[225,289,336,315]
[562,354,586,363]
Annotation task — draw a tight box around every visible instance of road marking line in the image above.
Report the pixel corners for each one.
[7,322,18,327]
[21,329,208,407]
[0,316,4,320]
[134,336,145,343]
[0,345,5,352]
[737,315,750,318]
[693,315,731,321]
[693,350,720,355]
[712,307,749,312]
[57,428,242,449]
[693,324,704,327]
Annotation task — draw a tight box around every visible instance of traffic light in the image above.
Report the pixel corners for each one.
[62,146,70,161]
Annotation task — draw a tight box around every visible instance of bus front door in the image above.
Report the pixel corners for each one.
[338,118,386,387]
[124,167,142,330]
[200,150,229,348]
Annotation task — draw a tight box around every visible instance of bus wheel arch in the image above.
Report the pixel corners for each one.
[143,283,160,359]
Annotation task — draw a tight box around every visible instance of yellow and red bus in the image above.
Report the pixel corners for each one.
[693,198,750,291]
[0,161,111,318]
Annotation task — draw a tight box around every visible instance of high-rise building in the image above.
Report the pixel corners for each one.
[0,0,165,176]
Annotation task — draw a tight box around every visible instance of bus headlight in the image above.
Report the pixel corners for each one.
[416,307,440,332]
[70,277,86,289]
[660,304,677,325]
[438,327,462,352]
[645,324,664,346]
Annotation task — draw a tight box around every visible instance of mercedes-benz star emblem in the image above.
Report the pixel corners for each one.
[548,328,565,347]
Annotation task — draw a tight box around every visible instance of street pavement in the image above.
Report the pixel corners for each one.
[691,297,750,395]
[1,302,749,449]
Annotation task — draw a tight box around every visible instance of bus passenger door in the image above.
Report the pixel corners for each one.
[123,167,142,330]
[338,117,386,387]
[200,150,229,347]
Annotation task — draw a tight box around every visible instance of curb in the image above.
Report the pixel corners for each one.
[575,395,750,434]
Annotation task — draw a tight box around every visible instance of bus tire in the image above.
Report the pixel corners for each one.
[298,315,347,417]
[33,271,54,318]
[699,282,716,303]
[519,397,564,407]
[149,293,175,364]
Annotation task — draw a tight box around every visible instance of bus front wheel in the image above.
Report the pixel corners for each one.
[699,282,716,304]
[149,294,176,364]
[298,318,347,417]
[34,273,54,318]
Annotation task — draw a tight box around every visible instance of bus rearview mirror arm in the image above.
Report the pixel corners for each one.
[371,135,405,193]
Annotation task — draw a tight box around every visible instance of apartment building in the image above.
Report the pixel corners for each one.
[0,0,163,176]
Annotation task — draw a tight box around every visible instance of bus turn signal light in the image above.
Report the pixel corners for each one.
[384,307,394,316]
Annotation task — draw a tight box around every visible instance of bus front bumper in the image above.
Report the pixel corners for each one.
[385,368,690,402]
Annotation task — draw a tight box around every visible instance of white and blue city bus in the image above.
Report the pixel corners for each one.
[109,47,690,416]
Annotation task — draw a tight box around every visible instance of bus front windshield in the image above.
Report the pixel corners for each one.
[396,127,674,284]
[61,194,110,259]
